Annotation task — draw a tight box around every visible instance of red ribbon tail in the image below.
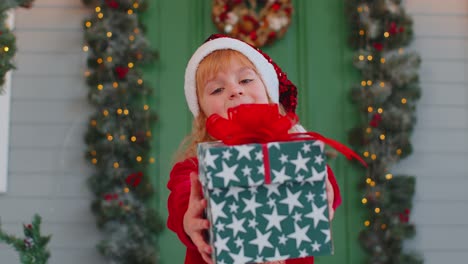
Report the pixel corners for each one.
[324,137,368,167]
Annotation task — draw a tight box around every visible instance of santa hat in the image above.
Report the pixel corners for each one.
[184,34,297,117]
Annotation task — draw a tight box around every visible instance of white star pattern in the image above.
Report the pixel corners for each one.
[257,164,265,175]
[235,145,255,160]
[302,143,311,153]
[266,248,289,262]
[263,207,287,232]
[293,212,302,223]
[279,188,303,214]
[215,221,225,232]
[311,240,321,252]
[204,149,219,169]
[290,152,311,173]
[228,202,239,213]
[212,188,222,196]
[222,149,232,160]
[305,202,328,228]
[226,215,246,237]
[214,234,230,256]
[248,218,258,229]
[254,255,265,263]
[314,154,324,165]
[278,234,288,245]
[268,142,281,149]
[228,248,253,264]
[279,154,289,164]
[321,190,327,201]
[250,229,274,254]
[255,151,263,161]
[267,197,276,208]
[242,195,262,216]
[299,248,308,258]
[249,185,259,195]
[287,222,312,247]
[321,229,331,243]
[215,161,239,187]
[225,186,243,201]
[210,199,227,222]
[234,237,244,248]
[218,259,227,264]
[241,165,252,176]
[309,167,327,183]
[265,183,281,197]
[306,192,315,202]
[272,167,291,184]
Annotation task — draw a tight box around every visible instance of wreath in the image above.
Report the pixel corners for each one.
[212,0,293,47]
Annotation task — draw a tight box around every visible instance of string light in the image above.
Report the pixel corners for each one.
[124,187,130,193]
[359,55,364,61]
[97,84,103,90]
[359,29,365,35]
[375,208,381,214]
[82,46,89,52]
[149,157,155,163]
[129,35,135,41]
[133,2,139,8]
[366,127,372,133]
[131,136,137,142]
[90,119,97,126]
[136,156,142,162]
[97,58,103,64]
[364,220,370,227]
[371,154,377,160]
[361,80,367,86]
[85,21,92,28]
[363,151,370,157]
[377,108,383,113]
[401,98,407,104]
[117,108,123,115]
[367,55,373,61]
[92,158,98,164]
[384,32,390,38]
[379,82,385,87]
[381,224,387,230]
[362,198,368,204]
[107,134,113,141]
[98,12,104,19]
[113,82,119,88]
[385,173,393,180]
[133,28,140,34]
[128,62,134,68]
[90,150,97,156]
[120,135,126,140]
[144,105,149,110]
[113,162,119,168]
[366,178,372,184]
[95,6,101,12]
[103,109,109,116]
[123,109,129,115]
[84,71,91,77]
[137,79,143,85]
[380,58,386,64]
[379,134,386,140]
[128,9,134,15]
[107,32,112,38]
[396,149,402,155]
[146,131,152,137]
[367,80,373,86]
[367,106,374,112]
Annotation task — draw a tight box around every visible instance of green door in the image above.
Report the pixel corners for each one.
[144,0,366,263]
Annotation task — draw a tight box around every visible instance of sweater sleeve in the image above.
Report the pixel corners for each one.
[166,157,198,249]
[327,164,342,210]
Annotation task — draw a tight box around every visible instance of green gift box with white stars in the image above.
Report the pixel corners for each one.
[198,139,333,264]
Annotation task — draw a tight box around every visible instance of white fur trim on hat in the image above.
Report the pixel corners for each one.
[184,37,279,117]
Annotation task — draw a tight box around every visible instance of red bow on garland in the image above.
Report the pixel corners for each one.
[206,104,366,167]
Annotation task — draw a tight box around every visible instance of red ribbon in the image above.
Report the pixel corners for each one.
[206,104,367,167]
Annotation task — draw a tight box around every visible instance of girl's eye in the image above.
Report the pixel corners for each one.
[210,87,224,95]
[240,79,253,84]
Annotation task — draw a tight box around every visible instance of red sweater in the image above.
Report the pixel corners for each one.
[167,157,342,264]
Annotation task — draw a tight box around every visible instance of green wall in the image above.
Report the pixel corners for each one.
[144,1,366,263]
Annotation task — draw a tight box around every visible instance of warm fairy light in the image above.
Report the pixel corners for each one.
[113,82,119,88]
[380,134,386,140]
[128,62,134,68]
[84,71,91,77]
[364,220,370,227]
[370,181,376,187]
[149,157,155,163]
[386,173,393,180]
[97,58,103,64]
[131,136,137,142]
[106,57,112,63]
[107,32,112,38]
[128,9,134,15]
[91,150,97,156]
[117,108,123,114]
[380,58,386,64]
[359,29,365,35]
[375,208,381,214]
[401,98,407,104]
[83,45,89,52]
[124,187,129,193]
[367,106,374,112]
[379,82,385,87]
[146,131,152,137]
[134,28,140,34]
[375,191,381,197]
[113,162,119,168]
[103,109,109,116]
[396,149,402,155]
[367,80,372,86]
[359,55,364,61]
[366,178,372,184]
[363,151,370,157]
[92,158,98,164]
[107,134,113,141]
[120,135,126,140]
[133,2,139,8]
[90,120,97,126]
[123,109,129,115]
[362,198,368,204]
[95,6,101,12]
[98,12,104,19]
[366,127,372,133]
[384,32,390,38]
[137,79,143,85]
[136,156,142,162]
[371,154,377,160]
[3,46,8,52]
[367,55,373,61]
[129,35,135,41]
[144,104,149,110]
[399,48,404,54]
[85,21,92,28]
[361,80,367,86]
[97,84,103,90]
[381,224,387,230]
[377,108,383,113]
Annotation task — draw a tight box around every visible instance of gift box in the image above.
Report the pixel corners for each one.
[198,139,333,264]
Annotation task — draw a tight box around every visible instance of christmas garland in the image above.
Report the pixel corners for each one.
[212,0,293,47]
[0,214,51,264]
[82,0,163,263]
[345,1,423,263]
[0,0,34,89]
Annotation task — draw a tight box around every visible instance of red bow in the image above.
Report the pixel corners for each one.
[206,104,367,167]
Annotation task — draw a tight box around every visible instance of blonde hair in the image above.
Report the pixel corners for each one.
[174,49,301,162]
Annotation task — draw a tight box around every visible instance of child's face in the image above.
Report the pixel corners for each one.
[198,56,269,119]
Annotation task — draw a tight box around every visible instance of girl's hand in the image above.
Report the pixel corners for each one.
[183,172,213,264]
[326,175,335,221]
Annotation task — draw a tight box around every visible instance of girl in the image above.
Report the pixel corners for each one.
[167,34,342,264]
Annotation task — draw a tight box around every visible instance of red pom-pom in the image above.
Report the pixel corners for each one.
[272,3,281,11]
[115,66,129,79]
[373,42,383,51]
[105,0,119,9]
[369,113,382,127]
[125,172,143,187]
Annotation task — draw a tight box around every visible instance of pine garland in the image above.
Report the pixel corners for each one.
[82,0,163,263]
[0,214,51,264]
[345,1,423,263]
[0,0,34,89]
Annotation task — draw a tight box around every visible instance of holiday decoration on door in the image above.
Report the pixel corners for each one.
[82,0,163,263]
[0,214,51,264]
[345,0,423,263]
[198,139,333,263]
[212,0,293,47]
[0,0,34,89]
